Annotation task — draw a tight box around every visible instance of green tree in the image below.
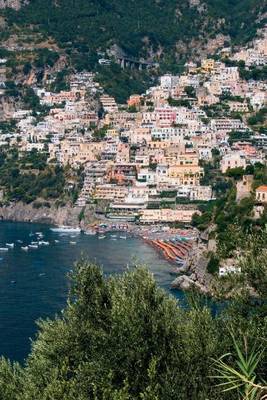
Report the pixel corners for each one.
[0,260,266,399]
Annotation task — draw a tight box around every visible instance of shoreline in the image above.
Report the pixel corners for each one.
[0,202,213,295]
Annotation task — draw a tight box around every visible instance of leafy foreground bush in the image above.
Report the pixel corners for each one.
[0,261,266,400]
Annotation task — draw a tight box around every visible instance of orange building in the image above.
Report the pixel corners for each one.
[127,94,141,108]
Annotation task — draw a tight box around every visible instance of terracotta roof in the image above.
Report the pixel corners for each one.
[256,185,267,192]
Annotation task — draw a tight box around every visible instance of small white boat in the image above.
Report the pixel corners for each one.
[29,244,38,249]
[39,241,49,246]
[0,247,8,252]
[17,240,23,244]
[111,235,117,238]
[50,226,81,233]
[119,236,127,240]
[21,246,29,251]
[31,241,38,245]
[55,240,59,243]
[98,235,106,240]
[6,243,14,248]
[84,229,96,236]
[70,241,76,245]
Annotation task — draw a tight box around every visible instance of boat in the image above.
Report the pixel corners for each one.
[29,244,38,249]
[98,235,106,240]
[0,247,8,252]
[39,241,49,246]
[84,229,96,235]
[54,240,59,243]
[17,240,23,244]
[119,236,127,240]
[21,246,29,251]
[111,234,117,238]
[50,226,81,233]
[70,241,76,245]
[6,243,14,248]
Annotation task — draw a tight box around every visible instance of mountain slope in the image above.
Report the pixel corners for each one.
[3,0,267,63]
[0,0,266,102]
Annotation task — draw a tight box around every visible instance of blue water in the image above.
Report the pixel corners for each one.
[0,221,182,362]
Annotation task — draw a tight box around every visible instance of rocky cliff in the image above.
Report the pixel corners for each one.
[0,203,82,226]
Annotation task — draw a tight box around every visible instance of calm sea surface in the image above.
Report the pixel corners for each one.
[0,221,183,362]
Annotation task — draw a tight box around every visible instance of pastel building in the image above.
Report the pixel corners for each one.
[140,208,198,223]
[220,152,247,173]
[256,185,267,204]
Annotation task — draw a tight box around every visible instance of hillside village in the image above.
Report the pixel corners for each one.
[0,27,266,288]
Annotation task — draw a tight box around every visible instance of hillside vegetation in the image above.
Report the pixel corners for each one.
[2,0,267,67]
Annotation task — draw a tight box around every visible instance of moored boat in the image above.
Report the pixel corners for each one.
[84,229,96,235]
[39,241,49,246]
[29,244,38,249]
[51,226,81,233]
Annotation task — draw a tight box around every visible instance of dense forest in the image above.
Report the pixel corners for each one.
[0,260,266,399]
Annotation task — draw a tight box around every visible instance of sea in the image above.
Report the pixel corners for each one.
[0,221,183,363]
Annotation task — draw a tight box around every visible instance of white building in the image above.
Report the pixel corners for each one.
[220,152,247,173]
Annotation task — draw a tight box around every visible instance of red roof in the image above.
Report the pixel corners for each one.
[256,185,267,192]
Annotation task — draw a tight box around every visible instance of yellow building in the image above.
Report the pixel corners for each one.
[59,141,104,166]
[93,184,128,201]
[168,165,203,185]
[168,153,203,185]
[201,58,215,73]
[140,208,198,223]
[106,128,119,138]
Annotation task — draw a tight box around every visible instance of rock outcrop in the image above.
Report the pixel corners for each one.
[171,247,214,294]
[0,202,82,226]
[0,0,28,10]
